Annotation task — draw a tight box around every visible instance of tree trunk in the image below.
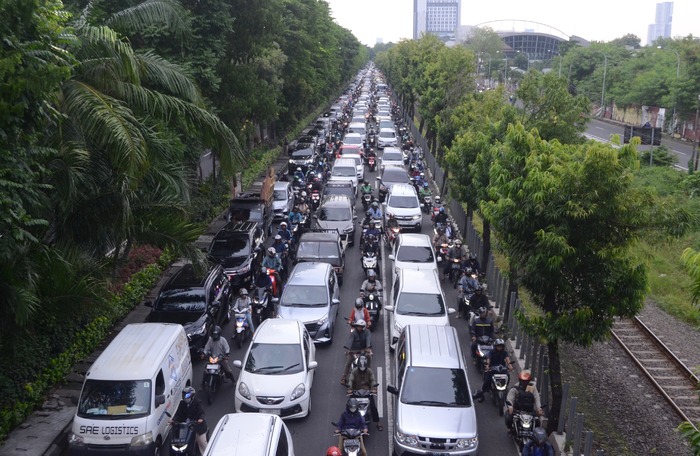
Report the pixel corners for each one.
[546,338,563,435]
[481,219,491,272]
[211,152,217,182]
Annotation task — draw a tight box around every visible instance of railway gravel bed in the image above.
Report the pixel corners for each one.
[559,300,697,455]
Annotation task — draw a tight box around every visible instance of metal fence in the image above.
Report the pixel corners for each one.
[395,95,604,456]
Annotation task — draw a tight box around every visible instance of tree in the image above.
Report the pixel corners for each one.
[482,124,655,433]
[610,33,641,49]
[462,26,504,57]
[516,71,590,144]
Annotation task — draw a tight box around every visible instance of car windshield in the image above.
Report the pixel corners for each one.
[230,207,262,223]
[244,343,303,375]
[292,151,313,159]
[155,289,207,312]
[77,380,151,418]
[344,136,363,145]
[383,152,402,162]
[396,292,444,316]
[333,166,357,177]
[380,131,395,139]
[280,284,327,307]
[397,246,434,263]
[209,237,251,258]
[344,156,362,167]
[273,190,288,200]
[319,207,352,221]
[297,241,340,260]
[400,367,471,407]
[382,168,409,184]
[388,195,419,209]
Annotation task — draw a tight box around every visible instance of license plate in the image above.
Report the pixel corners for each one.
[206,364,219,370]
[344,439,360,447]
[428,453,448,456]
[260,408,281,415]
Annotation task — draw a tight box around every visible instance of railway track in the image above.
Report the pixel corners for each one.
[611,317,700,429]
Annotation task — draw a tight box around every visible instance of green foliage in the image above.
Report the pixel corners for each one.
[638,145,678,167]
[678,421,700,455]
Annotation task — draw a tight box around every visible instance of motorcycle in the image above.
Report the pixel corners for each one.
[310,190,321,211]
[448,257,463,287]
[347,386,378,422]
[362,292,381,329]
[168,418,198,456]
[251,286,271,326]
[384,224,401,247]
[488,365,510,416]
[233,310,251,349]
[475,335,494,373]
[367,155,376,172]
[421,194,432,214]
[361,250,380,278]
[332,424,368,456]
[509,407,541,450]
[201,352,225,405]
[265,268,280,298]
[361,192,373,210]
[344,347,373,372]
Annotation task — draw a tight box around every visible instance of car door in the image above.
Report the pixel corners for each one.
[329,272,340,327]
[303,329,315,387]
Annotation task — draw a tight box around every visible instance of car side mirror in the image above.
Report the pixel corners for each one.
[332,298,340,305]
[384,305,394,312]
[388,254,395,261]
[313,214,318,219]
[447,308,456,315]
[387,385,399,395]
[155,394,166,407]
[308,361,318,370]
[233,360,242,369]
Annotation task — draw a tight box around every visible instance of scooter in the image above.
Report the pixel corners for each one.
[332,424,368,456]
[347,385,378,422]
[310,190,321,211]
[448,257,463,287]
[509,407,540,450]
[232,311,251,349]
[384,224,401,247]
[367,155,376,172]
[362,292,381,329]
[201,352,225,405]
[251,286,271,326]
[488,365,510,416]
[475,336,494,373]
[169,418,198,456]
[361,192,373,210]
[361,250,380,278]
[421,194,432,214]
[264,268,280,298]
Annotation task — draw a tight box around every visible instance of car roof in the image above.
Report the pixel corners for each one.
[382,166,409,178]
[398,268,442,293]
[324,181,353,188]
[388,183,417,196]
[379,128,395,133]
[291,148,315,156]
[204,413,279,455]
[163,263,210,290]
[273,181,291,190]
[383,147,402,155]
[405,324,462,369]
[398,233,432,247]
[321,194,353,207]
[334,158,357,166]
[288,262,331,285]
[253,318,304,344]
[299,231,340,241]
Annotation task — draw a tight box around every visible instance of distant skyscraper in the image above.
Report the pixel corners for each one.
[413,0,461,41]
[647,2,673,45]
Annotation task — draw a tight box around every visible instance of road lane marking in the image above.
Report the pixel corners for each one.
[377,366,384,418]
[381,233,394,454]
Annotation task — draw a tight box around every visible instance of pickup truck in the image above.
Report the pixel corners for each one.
[228,193,273,242]
[294,229,347,285]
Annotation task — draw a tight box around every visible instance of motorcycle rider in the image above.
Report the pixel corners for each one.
[433,226,449,250]
[277,221,293,243]
[465,252,481,275]
[293,167,305,183]
[472,338,512,402]
[360,179,373,196]
[385,212,400,236]
[505,370,544,429]
[522,427,554,456]
[467,285,489,318]
[255,266,273,293]
[271,234,287,260]
[263,247,283,280]
[233,288,255,334]
[297,197,310,216]
[349,298,371,329]
[334,398,368,456]
[457,273,481,318]
[444,239,467,279]
[341,320,372,385]
[433,206,449,226]
[419,181,432,199]
[367,201,382,220]
[346,354,383,431]
[200,326,236,387]
[288,205,304,228]
[360,270,383,296]
[470,306,496,360]
[309,176,323,193]
[171,386,208,455]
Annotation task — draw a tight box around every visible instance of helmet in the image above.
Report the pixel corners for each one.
[439,207,445,213]
[374,220,382,228]
[239,288,248,296]
[364,179,369,184]
[420,172,425,177]
[274,234,282,241]
[455,239,462,246]
[358,354,368,371]
[301,191,307,197]
[326,447,342,456]
[367,269,376,278]
[372,201,379,207]
[423,181,429,187]
[296,167,302,171]
[519,370,532,382]
[478,306,487,317]
[211,326,222,341]
[494,338,505,348]
[267,247,276,256]
[470,252,477,260]
[532,427,547,445]
[354,320,367,330]
[435,196,441,203]
[347,397,359,413]
[355,298,364,309]
[280,221,287,227]
[182,386,196,403]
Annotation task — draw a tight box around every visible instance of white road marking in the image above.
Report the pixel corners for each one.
[381,236,394,454]
[376,366,384,418]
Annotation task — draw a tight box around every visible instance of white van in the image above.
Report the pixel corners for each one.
[68,323,193,455]
[204,413,295,456]
[330,158,359,195]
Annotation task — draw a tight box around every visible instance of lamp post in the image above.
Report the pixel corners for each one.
[600,53,609,118]
[658,46,681,134]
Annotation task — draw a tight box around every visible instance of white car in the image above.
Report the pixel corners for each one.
[377,128,398,149]
[341,152,365,182]
[388,233,438,273]
[380,147,405,169]
[342,132,364,148]
[233,319,318,419]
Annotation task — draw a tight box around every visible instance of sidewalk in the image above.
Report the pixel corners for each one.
[0,153,292,456]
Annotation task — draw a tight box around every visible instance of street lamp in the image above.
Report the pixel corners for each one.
[657,46,681,134]
[600,53,609,118]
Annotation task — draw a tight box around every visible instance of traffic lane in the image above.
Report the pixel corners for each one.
[285,164,389,455]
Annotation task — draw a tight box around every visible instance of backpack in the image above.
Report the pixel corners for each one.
[515,389,535,413]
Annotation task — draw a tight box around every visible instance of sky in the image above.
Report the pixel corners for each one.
[323,0,699,47]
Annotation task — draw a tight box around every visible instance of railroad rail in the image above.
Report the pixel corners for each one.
[611,316,700,430]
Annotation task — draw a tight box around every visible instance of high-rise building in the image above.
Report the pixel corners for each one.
[413,0,461,41]
[647,2,673,45]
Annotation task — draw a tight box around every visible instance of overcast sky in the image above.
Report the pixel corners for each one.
[323,0,698,47]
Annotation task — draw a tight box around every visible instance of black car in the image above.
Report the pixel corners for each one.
[228,193,273,241]
[288,147,318,174]
[146,263,232,351]
[294,229,346,285]
[294,135,317,152]
[208,221,263,288]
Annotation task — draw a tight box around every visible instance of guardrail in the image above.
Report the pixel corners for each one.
[395,94,606,456]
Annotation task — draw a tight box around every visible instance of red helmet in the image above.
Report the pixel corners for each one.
[326,447,342,456]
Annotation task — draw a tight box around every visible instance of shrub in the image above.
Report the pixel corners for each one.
[638,145,678,167]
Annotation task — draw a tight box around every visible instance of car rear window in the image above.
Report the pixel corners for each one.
[401,367,471,407]
[396,246,434,263]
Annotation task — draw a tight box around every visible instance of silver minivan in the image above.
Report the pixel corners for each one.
[387,324,479,455]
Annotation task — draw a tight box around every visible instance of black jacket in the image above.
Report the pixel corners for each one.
[173,399,207,435]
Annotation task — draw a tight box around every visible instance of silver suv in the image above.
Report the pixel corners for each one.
[387,325,479,455]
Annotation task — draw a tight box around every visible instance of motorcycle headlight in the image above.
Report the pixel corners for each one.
[456,436,479,450]
[396,431,419,447]
[130,431,153,447]
[238,382,251,400]
[290,383,306,401]
[68,432,85,446]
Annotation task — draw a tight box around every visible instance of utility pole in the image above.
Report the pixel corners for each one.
[693,95,700,172]
[600,53,608,118]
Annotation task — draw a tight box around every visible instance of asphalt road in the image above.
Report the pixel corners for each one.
[194,160,519,456]
[585,118,695,170]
